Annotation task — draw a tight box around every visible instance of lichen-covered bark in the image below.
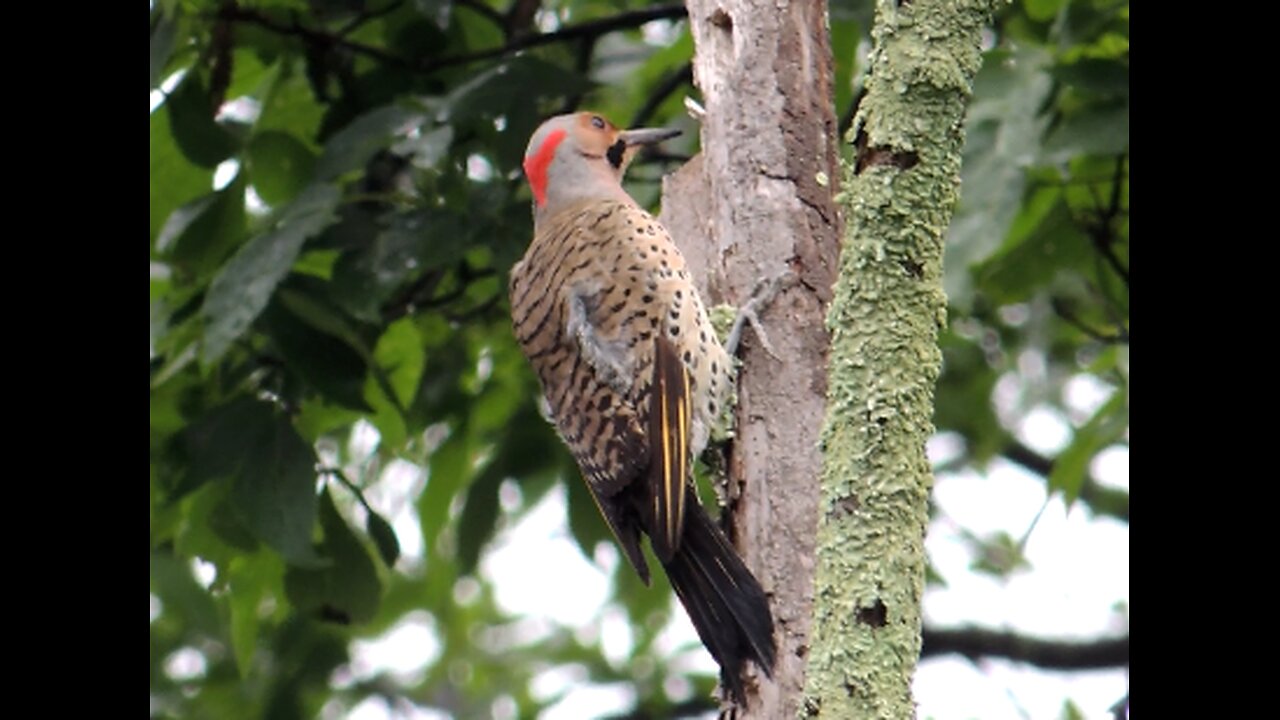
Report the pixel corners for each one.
[801,1,995,717]
[659,0,840,715]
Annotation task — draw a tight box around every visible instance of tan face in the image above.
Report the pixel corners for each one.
[523,112,681,212]
[566,112,638,175]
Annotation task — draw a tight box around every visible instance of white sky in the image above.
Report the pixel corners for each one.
[156,403,1128,719]
[326,430,1128,720]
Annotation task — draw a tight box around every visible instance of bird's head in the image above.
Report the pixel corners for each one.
[523,112,681,223]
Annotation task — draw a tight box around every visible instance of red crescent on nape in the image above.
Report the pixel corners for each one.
[523,128,568,207]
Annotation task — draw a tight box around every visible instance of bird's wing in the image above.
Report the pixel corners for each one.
[510,200,695,573]
[646,332,691,563]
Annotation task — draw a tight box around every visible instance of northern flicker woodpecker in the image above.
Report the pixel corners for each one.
[509,112,776,702]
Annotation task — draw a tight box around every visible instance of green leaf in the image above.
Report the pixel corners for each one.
[413,0,453,29]
[226,551,283,677]
[1050,58,1129,99]
[227,584,259,678]
[440,57,591,167]
[392,124,454,170]
[457,464,503,573]
[295,398,364,443]
[1024,0,1063,22]
[284,488,383,624]
[151,105,215,246]
[968,530,1030,577]
[973,188,1092,304]
[1043,102,1130,162]
[275,285,374,359]
[155,193,218,254]
[279,285,371,348]
[167,73,239,168]
[947,47,1053,305]
[255,58,325,143]
[367,511,401,567]
[150,335,198,389]
[373,317,426,409]
[489,400,565,477]
[566,473,611,561]
[263,301,372,410]
[316,104,425,180]
[829,18,863,125]
[150,310,201,388]
[330,209,466,322]
[1049,391,1127,507]
[293,249,341,280]
[935,331,1002,462]
[419,434,472,545]
[230,413,324,567]
[223,49,275,105]
[167,396,274,500]
[151,550,221,636]
[201,183,341,367]
[613,537,671,625]
[168,473,248,569]
[248,131,318,206]
[165,176,249,279]
[150,8,179,90]
[829,0,874,24]
[360,317,426,446]
[208,498,261,552]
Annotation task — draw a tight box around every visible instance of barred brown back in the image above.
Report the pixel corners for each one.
[508,194,775,703]
[509,199,731,498]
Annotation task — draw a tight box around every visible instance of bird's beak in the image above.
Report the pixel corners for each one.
[618,127,682,147]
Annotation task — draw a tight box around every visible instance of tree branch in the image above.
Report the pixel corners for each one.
[454,0,506,30]
[601,697,717,719]
[336,0,406,36]
[504,0,541,37]
[420,4,687,73]
[1052,297,1129,345]
[1091,153,1130,287]
[444,292,504,323]
[923,627,1129,670]
[1002,441,1129,522]
[223,3,688,76]
[629,62,692,128]
[558,35,598,115]
[222,5,412,68]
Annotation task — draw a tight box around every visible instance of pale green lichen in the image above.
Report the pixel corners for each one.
[802,0,997,717]
[708,302,740,442]
[708,302,738,343]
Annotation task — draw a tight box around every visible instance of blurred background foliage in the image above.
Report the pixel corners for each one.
[149,0,1127,716]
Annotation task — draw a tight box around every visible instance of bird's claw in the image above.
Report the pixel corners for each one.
[724,271,796,360]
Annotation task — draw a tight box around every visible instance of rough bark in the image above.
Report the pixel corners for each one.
[659,0,841,715]
[800,1,995,717]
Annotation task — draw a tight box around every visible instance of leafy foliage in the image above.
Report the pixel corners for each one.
[941,0,1128,523]
[150,0,1127,716]
[151,1,715,716]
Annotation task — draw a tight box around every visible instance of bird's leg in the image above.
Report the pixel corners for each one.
[704,271,796,445]
[715,270,797,360]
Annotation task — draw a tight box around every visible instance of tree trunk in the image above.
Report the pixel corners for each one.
[660,0,841,715]
[801,1,995,717]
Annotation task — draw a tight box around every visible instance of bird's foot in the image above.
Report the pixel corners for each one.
[721,271,796,360]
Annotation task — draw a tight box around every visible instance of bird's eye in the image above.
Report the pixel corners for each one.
[591,116,606,130]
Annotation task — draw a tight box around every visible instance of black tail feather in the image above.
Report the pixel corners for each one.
[661,497,775,703]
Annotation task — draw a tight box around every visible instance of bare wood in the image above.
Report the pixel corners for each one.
[660,0,841,713]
